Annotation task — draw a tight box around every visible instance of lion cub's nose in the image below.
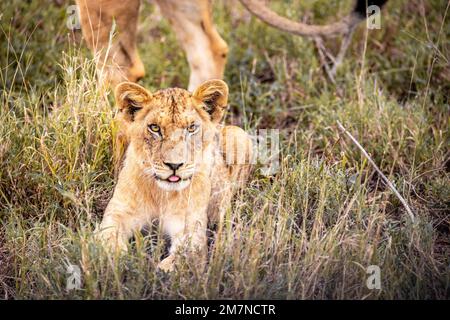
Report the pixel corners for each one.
[164,162,184,171]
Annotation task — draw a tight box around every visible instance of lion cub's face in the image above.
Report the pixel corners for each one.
[115,80,228,192]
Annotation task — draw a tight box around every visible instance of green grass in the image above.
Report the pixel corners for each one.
[0,0,448,299]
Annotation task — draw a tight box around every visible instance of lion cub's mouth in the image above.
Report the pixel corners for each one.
[155,174,192,184]
[154,173,193,191]
[167,174,181,183]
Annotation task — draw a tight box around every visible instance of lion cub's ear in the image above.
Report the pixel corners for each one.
[115,82,152,122]
[192,79,228,123]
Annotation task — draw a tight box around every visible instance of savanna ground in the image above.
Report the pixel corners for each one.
[0,0,449,299]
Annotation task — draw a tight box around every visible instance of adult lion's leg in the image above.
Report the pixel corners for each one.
[155,0,228,91]
[76,0,145,87]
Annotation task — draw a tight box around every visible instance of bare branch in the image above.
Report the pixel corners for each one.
[314,37,336,84]
[331,27,357,76]
[337,120,416,223]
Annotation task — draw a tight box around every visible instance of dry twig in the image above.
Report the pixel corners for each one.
[337,120,416,223]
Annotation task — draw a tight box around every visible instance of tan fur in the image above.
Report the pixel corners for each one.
[76,0,371,90]
[76,0,145,87]
[98,79,252,272]
[76,0,227,91]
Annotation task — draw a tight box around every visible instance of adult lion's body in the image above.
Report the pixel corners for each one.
[75,0,388,90]
[99,80,252,271]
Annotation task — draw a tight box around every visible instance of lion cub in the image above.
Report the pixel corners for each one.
[98,79,253,271]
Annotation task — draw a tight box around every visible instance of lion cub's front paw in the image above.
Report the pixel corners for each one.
[157,256,175,273]
[96,229,128,254]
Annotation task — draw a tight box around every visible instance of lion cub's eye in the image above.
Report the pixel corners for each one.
[187,123,198,134]
[148,124,160,134]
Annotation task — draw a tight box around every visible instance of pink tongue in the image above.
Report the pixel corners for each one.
[168,175,181,182]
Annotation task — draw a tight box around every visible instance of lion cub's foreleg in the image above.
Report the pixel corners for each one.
[96,176,147,253]
[158,175,211,272]
[97,198,145,253]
